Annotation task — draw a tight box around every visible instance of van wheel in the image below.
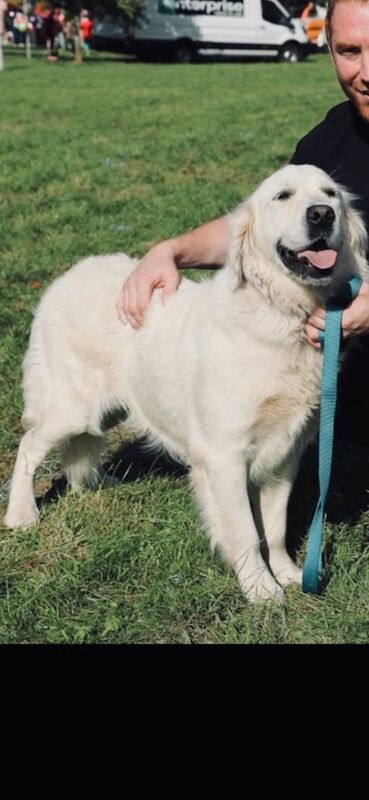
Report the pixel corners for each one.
[174,41,195,64]
[278,43,301,63]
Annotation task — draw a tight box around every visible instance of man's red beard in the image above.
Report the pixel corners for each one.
[339,80,369,123]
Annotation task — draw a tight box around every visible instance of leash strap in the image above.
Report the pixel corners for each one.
[302,276,363,594]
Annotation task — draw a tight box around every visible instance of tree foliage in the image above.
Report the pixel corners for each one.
[60,0,145,21]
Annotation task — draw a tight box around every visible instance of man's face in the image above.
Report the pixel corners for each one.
[330,1,369,122]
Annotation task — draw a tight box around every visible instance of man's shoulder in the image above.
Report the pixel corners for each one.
[322,100,352,126]
[302,101,351,141]
[290,102,351,166]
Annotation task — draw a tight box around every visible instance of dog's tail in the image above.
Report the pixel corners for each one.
[60,433,105,490]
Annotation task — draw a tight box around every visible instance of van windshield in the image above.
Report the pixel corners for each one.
[261,0,290,25]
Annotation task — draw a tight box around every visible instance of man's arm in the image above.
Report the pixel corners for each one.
[116,215,229,329]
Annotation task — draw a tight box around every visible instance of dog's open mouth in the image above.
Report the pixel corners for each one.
[277,238,338,281]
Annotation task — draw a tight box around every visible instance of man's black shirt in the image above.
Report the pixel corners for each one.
[290,100,369,443]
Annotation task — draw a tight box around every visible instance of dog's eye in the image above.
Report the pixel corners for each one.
[324,188,337,198]
[275,191,292,201]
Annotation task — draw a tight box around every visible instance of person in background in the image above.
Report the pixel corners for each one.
[54,6,65,50]
[116,0,369,444]
[13,9,28,45]
[300,0,326,46]
[79,8,93,55]
[0,0,6,71]
[0,0,7,41]
[301,1,317,17]
[43,5,62,60]
[32,3,48,46]
[63,16,74,52]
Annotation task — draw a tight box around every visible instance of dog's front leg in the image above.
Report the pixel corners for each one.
[254,459,302,588]
[190,456,284,602]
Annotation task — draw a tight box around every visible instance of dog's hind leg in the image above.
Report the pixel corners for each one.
[190,456,284,602]
[5,425,56,529]
[60,433,117,490]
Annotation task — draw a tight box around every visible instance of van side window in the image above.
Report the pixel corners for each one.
[261,0,288,25]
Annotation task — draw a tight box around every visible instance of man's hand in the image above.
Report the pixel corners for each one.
[116,215,229,328]
[305,280,369,349]
[116,241,182,329]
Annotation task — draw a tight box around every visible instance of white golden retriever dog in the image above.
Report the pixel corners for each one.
[5,165,369,601]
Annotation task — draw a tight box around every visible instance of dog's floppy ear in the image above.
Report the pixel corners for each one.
[345,200,368,259]
[227,201,253,290]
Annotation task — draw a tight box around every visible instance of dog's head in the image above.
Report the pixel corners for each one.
[229,164,368,297]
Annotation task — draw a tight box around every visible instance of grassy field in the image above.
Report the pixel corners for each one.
[2,47,369,644]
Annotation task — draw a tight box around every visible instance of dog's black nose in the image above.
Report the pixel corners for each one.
[307,205,335,226]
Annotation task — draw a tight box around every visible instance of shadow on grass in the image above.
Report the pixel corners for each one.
[2,45,131,65]
[38,432,369,562]
[37,436,187,510]
[289,338,369,555]
[287,437,369,560]
[104,438,187,482]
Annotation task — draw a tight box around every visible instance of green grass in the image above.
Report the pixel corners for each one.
[2,47,369,644]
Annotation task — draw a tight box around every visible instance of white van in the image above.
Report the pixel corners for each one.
[129,0,310,62]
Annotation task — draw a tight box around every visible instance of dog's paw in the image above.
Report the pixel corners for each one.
[4,502,39,530]
[272,560,302,588]
[240,567,285,603]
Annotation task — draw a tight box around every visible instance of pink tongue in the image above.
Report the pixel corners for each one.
[297,249,337,269]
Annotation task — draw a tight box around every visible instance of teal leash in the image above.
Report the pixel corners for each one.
[302,275,363,594]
